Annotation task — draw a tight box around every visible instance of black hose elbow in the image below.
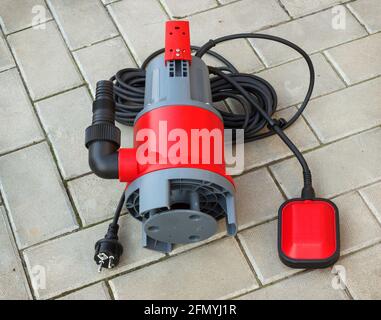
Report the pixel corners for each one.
[88,142,119,179]
[85,80,121,179]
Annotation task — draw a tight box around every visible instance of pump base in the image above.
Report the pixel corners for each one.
[124,168,236,253]
[144,209,218,244]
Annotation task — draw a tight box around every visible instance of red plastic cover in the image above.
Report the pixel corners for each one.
[164,21,192,63]
[280,199,338,261]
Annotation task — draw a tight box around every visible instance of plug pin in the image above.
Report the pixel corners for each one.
[98,260,104,273]
[94,223,124,271]
[108,256,115,269]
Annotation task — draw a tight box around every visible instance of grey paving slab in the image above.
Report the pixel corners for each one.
[0,0,52,35]
[244,107,320,170]
[359,182,381,224]
[280,0,350,18]
[161,0,218,18]
[0,68,44,154]
[7,21,83,101]
[238,220,299,284]
[0,142,78,248]
[325,33,381,85]
[110,238,258,300]
[251,6,366,67]
[339,244,381,299]
[238,269,347,300]
[73,37,136,96]
[68,174,127,226]
[23,215,163,299]
[270,128,381,199]
[0,31,15,72]
[333,192,381,255]
[57,282,111,300]
[348,0,381,34]
[235,168,284,230]
[257,53,345,108]
[0,206,31,300]
[0,0,380,302]
[303,77,381,143]
[35,87,92,180]
[188,0,289,44]
[47,0,118,50]
[108,0,168,65]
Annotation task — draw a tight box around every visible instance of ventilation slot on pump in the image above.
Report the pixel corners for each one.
[168,60,189,78]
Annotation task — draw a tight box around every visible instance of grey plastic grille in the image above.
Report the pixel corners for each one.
[126,178,228,220]
[168,60,188,78]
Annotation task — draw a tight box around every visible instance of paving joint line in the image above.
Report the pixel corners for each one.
[71,34,121,53]
[229,268,314,299]
[158,0,220,20]
[2,18,54,37]
[7,3,86,233]
[65,171,93,183]
[0,28,84,299]
[42,207,381,299]
[104,280,116,300]
[234,235,264,288]
[299,112,324,145]
[0,65,17,75]
[277,0,293,19]
[33,83,87,103]
[0,193,36,299]
[345,2,371,35]
[243,38,267,70]
[271,0,357,21]
[266,167,288,200]
[0,139,46,158]
[230,239,381,300]
[103,0,123,6]
[180,0,246,19]
[102,0,140,67]
[157,0,172,20]
[42,3,87,85]
[356,190,381,229]
[246,12,381,67]
[322,50,350,87]
[40,0,131,231]
[2,0,380,299]
[270,121,381,165]
[47,1,118,52]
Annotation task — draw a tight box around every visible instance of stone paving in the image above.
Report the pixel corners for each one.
[0,0,380,300]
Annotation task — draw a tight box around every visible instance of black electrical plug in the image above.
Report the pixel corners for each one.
[94,223,123,272]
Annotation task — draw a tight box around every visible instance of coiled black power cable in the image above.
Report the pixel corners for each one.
[110,33,315,198]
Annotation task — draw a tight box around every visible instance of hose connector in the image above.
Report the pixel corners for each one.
[85,80,121,179]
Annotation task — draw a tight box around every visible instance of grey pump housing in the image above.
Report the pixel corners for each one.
[125,54,236,253]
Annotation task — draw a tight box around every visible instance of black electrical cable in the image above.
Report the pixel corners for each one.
[112,35,314,139]
[112,192,125,227]
[110,33,316,202]
[195,34,315,197]
[95,33,317,270]
[111,45,239,126]
[208,65,313,198]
